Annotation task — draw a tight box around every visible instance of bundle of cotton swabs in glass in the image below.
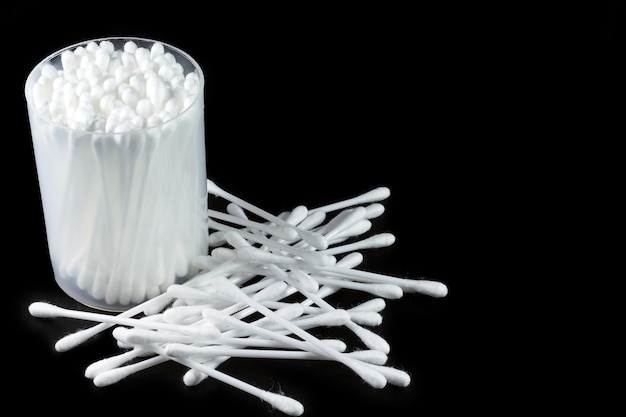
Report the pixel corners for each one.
[29,178,448,416]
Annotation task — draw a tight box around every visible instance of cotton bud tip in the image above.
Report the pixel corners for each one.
[261,392,304,416]
[404,280,449,298]
[28,302,59,318]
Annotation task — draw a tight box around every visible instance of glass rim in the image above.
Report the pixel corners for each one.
[24,36,205,136]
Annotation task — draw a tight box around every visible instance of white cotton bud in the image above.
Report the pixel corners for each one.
[129,73,146,98]
[49,99,65,119]
[85,41,99,55]
[115,65,131,83]
[170,74,185,89]
[163,97,180,115]
[124,41,138,54]
[135,98,153,118]
[32,81,50,109]
[73,105,93,128]
[61,50,78,71]
[102,77,117,94]
[146,113,161,127]
[99,93,116,116]
[121,51,138,71]
[121,87,138,108]
[158,64,177,82]
[41,63,59,80]
[32,39,200,132]
[99,40,115,54]
[75,80,91,96]
[73,46,87,58]
[184,72,200,95]
[105,115,119,133]
[95,49,110,73]
[130,115,145,129]
[150,42,165,60]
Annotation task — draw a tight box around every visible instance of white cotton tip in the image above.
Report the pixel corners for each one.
[285,205,309,226]
[336,252,364,269]
[297,210,326,231]
[349,298,386,313]
[183,369,206,386]
[347,311,383,327]
[182,324,222,339]
[361,187,391,204]
[298,229,328,250]
[28,302,60,318]
[345,350,388,365]
[364,203,386,219]
[369,364,411,388]
[308,310,351,327]
[351,360,387,389]
[210,276,243,300]
[251,280,289,302]
[260,391,304,416]
[288,269,319,293]
[166,284,210,301]
[296,249,332,266]
[206,178,222,196]
[403,280,449,298]
[225,203,247,219]
[93,367,129,387]
[115,328,171,345]
[85,349,149,379]
[267,225,300,241]
[110,327,132,343]
[54,329,94,352]
[224,231,251,249]
[207,231,227,247]
[366,233,396,248]
[351,325,390,354]
[201,308,232,327]
[368,284,404,299]
[163,343,194,358]
[85,357,117,379]
[320,339,347,352]
[211,247,237,261]
[236,246,294,266]
[336,219,372,240]
[162,305,206,323]
[273,304,305,322]
[142,295,175,316]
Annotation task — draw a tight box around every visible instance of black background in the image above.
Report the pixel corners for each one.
[5,3,624,416]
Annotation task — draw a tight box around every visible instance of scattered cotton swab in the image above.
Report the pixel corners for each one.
[28,179,447,415]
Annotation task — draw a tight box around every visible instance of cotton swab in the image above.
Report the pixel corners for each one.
[146,343,306,416]
[235,246,448,298]
[206,179,328,250]
[54,256,246,352]
[315,266,449,297]
[93,353,168,387]
[207,218,332,266]
[310,186,391,213]
[52,291,173,352]
[260,300,383,326]
[208,277,388,389]
[207,208,298,241]
[29,302,221,340]
[321,233,396,256]
[28,177,450,416]
[165,344,387,365]
[84,346,151,379]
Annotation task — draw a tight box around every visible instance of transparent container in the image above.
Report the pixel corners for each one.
[25,37,209,311]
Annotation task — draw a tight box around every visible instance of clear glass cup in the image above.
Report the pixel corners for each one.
[25,37,208,311]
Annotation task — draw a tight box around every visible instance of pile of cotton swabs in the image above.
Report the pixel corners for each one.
[29,179,448,416]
